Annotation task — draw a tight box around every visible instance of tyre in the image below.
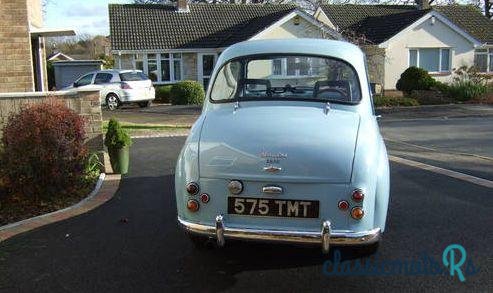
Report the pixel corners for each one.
[138,100,152,108]
[106,93,121,111]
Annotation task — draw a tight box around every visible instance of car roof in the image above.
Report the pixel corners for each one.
[84,69,144,75]
[217,38,365,73]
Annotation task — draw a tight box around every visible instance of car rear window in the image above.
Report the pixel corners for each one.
[120,72,149,81]
[210,54,361,104]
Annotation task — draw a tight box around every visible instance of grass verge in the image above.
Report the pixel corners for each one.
[102,121,191,136]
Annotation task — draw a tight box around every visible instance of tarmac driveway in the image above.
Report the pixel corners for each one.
[0,136,492,292]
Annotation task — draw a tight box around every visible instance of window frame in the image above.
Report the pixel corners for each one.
[408,48,452,73]
[271,56,317,77]
[209,53,363,106]
[75,73,95,86]
[132,52,183,83]
[94,73,114,85]
[474,48,493,73]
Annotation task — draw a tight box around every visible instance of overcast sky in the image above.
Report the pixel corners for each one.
[44,0,131,37]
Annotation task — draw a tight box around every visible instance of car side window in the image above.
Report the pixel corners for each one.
[77,74,94,86]
[94,73,113,85]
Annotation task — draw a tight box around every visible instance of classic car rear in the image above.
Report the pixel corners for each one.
[175,39,390,254]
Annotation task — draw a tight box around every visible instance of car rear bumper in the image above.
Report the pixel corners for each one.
[178,215,381,253]
[120,89,155,102]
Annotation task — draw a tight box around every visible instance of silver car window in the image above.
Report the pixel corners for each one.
[94,73,113,84]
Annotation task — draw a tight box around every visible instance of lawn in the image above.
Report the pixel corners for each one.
[102,121,191,136]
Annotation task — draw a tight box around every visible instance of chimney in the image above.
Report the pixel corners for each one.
[177,0,189,12]
[415,0,430,10]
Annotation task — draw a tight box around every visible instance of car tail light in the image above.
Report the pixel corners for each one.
[186,182,199,195]
[120,82,132,89]
[352,189,364,202]
[228,180,243,195]
[187,199,199,212]
[338,200,349,211]
[351,207,364,220]
[200,193,210,203]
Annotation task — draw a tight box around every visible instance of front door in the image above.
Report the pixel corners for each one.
[198,53,217,90]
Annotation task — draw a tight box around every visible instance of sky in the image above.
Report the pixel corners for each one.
[44,0,132,37]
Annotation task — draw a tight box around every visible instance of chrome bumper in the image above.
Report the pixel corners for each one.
[178,215,381,253]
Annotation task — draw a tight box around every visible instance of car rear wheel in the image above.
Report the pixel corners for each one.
[138,100,152,108]
[106,94,120,111]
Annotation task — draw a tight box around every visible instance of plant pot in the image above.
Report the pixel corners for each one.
[108,146,130,175]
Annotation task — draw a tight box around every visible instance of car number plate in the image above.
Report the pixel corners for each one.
[227,197,319,218]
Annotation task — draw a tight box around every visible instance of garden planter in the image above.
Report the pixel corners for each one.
[109,146,130,174]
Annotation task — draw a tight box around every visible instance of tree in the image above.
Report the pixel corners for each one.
[133,0,492,18]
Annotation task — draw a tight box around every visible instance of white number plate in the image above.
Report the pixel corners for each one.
[227,197,319,218]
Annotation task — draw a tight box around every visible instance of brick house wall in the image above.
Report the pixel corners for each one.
[0,0,48,93]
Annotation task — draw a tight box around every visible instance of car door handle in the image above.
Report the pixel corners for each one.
[262,186,283,194]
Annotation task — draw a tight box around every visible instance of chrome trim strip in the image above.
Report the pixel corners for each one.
[262,185,283,194]
[178,216,381,247]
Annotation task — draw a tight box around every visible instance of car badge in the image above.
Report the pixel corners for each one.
[263,165,282,173]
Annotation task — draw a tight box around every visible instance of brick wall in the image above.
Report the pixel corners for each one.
[0,90,104,153]
[0,0,35,93]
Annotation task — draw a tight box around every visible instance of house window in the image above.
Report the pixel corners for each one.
[273,59,282,75]
[408,48,451,73]
[147,54,158,82]
[173,53,182,81]
[474,48,493,72]
[272,57,317,77]
[161,53,170,82]
[134,54,144,71]
[133,53,183,83]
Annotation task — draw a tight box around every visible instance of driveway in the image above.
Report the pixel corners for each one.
[378,105,493,181]
[0,136,492,292]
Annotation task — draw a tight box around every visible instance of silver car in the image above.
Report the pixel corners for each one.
[67,69,155,110]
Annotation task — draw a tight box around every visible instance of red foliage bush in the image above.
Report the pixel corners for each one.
[0,99,87,199]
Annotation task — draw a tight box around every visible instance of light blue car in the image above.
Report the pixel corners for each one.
[175,39,390,254]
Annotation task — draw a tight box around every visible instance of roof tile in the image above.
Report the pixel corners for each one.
[109,3,297,50]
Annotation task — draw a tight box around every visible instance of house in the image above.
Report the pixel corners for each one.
[109,2,340,89]
[315,3,493,91]
[0,0,75,93]
[47,52,74,62]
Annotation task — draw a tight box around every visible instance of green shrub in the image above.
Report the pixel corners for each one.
[104,118,132,150]
[155,85,173,103]
[444,66,490,102]
[396,67,436,93]
[0,99,87,200]
[373,96,420,107]
[170,81,205,105]
[446,81,487,102]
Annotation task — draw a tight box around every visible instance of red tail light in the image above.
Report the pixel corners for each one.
[120,82,132,89]
[352,189,364,202]
[338,200,349,211]
[186,182,199,195]
[200,193,210,203]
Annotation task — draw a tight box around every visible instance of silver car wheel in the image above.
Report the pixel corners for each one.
[106,94,119,111]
